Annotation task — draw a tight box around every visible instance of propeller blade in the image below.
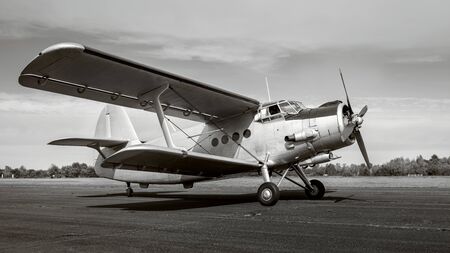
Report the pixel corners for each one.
[359,105,368,117]
[339,68,353,115]
[354,130,371,168]
[341,123,356,141]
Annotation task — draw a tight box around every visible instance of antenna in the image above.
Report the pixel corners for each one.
[265,76,272,101]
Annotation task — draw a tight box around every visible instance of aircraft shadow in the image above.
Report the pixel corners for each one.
[85,190,361,211]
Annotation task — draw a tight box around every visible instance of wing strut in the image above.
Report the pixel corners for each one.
[139,83,177,148]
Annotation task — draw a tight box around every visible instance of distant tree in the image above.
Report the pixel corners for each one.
[311,154,450,176]
[3,166,12,178]
[324,164,337,176]
[48,164,61,178]
[35,170,48,178]
[79,163,97,177]
[16,165,27,178]
[359,164,371,176]
[427,154,440,175]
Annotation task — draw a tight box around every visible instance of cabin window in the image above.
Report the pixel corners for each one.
[243,129,251,138]
[211,138,219,147]
[232,132,240,141]
[221,135,229,144]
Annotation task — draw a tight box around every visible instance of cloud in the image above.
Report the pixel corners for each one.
[0,20,288,72]
[99,32,297,74]
[391,55,445,64]
[353,97,450,113]
[0,92,103,114]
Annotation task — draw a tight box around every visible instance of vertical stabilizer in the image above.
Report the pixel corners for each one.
[95,105,139,142]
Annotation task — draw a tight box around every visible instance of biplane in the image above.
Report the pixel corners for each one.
[19,42,370,206]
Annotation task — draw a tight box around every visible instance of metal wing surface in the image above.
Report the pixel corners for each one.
[49,138,128,148]
[101,144,261,177]
[19,43,260,122]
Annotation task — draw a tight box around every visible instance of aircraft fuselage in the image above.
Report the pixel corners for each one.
[95,100,354,185]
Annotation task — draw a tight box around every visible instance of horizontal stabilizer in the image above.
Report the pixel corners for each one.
[101,144,260,177]
[49,138,128,148]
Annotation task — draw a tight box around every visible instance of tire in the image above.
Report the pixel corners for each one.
[305,179,325,200]
[257,182,280,206]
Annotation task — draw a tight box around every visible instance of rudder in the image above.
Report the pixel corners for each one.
[95,105,139,142]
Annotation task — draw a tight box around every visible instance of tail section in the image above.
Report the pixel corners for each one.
[49,105,139,178]
[95,105,139,142]
[92,105,140,177]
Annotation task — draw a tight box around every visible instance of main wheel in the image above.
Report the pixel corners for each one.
[257,182,280,206]
[126,187,133,197]
[305,179,325,200]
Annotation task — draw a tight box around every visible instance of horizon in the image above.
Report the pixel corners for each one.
[2,153,446,172]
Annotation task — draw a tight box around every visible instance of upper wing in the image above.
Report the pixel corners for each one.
[101,144,261,177]
[19,43,260,122]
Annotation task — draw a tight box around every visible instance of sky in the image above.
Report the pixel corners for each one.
[1,0,450,169]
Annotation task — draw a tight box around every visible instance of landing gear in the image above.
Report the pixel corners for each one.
[305,179,325,200]
[126,182,133,197]
[257,182,280,206]
[269,163,326,203]
[256,154,326,205]
[257,154,280,206]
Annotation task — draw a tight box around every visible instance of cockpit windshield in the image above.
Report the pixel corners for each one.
[256,100,307,122]
[279,100,306,114]
[279,101,297,114]
[289,101,306,111]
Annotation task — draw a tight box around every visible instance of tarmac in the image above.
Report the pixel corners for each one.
[0,177,449,253]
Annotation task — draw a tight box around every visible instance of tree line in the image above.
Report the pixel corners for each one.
[1,155,450,178]
[310,155,450,176]
[0,162,97,178]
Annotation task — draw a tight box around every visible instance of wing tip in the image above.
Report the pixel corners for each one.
[18,42,86,85]
[40,42,85,55]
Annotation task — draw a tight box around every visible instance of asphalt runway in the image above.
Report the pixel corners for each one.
[0,177,449,253]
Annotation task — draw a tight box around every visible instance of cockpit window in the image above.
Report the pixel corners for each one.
[290,101,306,111]
[259,107,269,118]
[268,104,281,115]
[279,102,297,114]
[256,100,307,123]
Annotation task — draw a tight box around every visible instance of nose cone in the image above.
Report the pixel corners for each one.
[354,116,364,126]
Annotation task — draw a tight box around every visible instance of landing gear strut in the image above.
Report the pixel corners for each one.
[256,154,325,205]
[265,163,325,204]
[126,182,133,197]
[257,154,280,206]
[291,164,325,200]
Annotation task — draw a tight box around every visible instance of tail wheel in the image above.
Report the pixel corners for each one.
[126,187,133,197]
[305,179,325,200]
[257,182,280,206]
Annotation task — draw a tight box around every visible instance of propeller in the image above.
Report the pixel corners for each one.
[339,68,353,115]
[354,130,371,168]
[339,69,372,169]
[359,105,368,117]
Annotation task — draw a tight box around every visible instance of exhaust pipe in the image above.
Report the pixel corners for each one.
[298,153,339,166]
[285,128,318,142]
